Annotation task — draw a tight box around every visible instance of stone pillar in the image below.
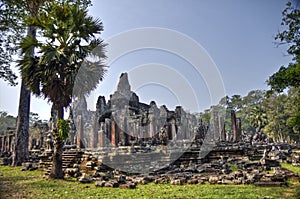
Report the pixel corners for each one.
[231,110,238,142]
[90,114,98,148]
[98,123,104,148]
[136,123,140,140]
[105,118,111,147]
[141,125,150,140]
[98,129,104,147]
[171,119,176,140]
[128,121,134,141]
[0,136,4,152]
[2,136,6,152]
[219,113,225,141]
[10,136,15,152]
[220,123,226,141]
[76,115,85,148]
[39,131,44,149]
[148,115,154,138]
[4,135,8,152]
[166,125,171,140]
[97,123,103,147]
[181,117,187,140]
[123,117,129,145]
[118,117,128,146]
[8,134,13,152]
[153,117,158,138]
[0,136,2,152]
[111,120,116,147]
[236,118,242,141]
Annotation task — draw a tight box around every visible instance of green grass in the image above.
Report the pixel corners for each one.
[281,162,300,198]
[281,162,300,175]
[229,163,239,172]
[0,166,298,199]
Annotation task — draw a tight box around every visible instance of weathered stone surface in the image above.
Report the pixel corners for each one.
[104,181,119,188]
[95,180,106,187]
[65,168,80,177]
[208,176,219,184]
[119,183,137,189]
[170,178,186,185]
[114,175,126,184]
[21,162,38,171]
[78,173,92,183]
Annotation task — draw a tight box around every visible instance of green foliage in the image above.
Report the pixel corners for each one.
[28,112,48,138]
[200,109,211,125]
[267,62,300,93]
[229,163,239,172]
[287,111,300,132]
[0,111,16,134]
[230,95,243,111]
[275,1,300,58]
[263,92,290,138]
[0,0,92,86]
[248,105,267,131]
[202,88,300,142]
[0,0,25,85]
[235,90,265,133]
[267,1,300,93]
[286,87,300,135]
[57,119,70,141]
[204,90,265,134]
[18,1,106,113]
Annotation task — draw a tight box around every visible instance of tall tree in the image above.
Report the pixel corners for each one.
[263,93,291,141]
[11,0,40,166]
[19,1,106,179]
[0,0,23,85]
[285,87,300,140]
[3,0,92,166]
[267,1,300,139]
[230,95,243,111]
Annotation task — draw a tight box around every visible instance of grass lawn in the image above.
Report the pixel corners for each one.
[0,166,299,199]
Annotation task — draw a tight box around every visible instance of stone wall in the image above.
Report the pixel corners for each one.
[72,73,202,149]
[0,131,15,153]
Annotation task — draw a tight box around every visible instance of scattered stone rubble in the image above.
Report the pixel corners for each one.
[0,73,300,189]
[26,141,298,189]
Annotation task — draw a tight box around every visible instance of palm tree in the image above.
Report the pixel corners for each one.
[19,1,106,179]
[249,106,268,132]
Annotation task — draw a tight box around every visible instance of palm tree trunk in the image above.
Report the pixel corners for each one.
[57,106,64,120]
[11,81,30,166]
[11,24,36,166]
[49,105,64,179]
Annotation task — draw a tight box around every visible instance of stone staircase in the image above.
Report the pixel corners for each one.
[40,149,84,176]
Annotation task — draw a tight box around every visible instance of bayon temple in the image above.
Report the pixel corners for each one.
[1,72,300,187]
[70,72,202,149]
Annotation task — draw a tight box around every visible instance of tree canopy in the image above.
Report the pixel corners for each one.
[267,1,300,92]
[266,1,300,138]
[0,0,92,86]
[19,1,106,115]
[18,1,106,179]
[0,0,26,85]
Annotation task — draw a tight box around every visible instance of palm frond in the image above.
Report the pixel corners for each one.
[19,1,107,111]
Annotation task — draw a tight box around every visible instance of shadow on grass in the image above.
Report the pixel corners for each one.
[0,175,35,198]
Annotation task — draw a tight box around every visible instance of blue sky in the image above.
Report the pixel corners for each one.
[0,0,293,119]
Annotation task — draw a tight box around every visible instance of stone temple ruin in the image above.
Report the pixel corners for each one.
[72,72,199,148]
[69,72,206,173]
[1,72,300,187]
